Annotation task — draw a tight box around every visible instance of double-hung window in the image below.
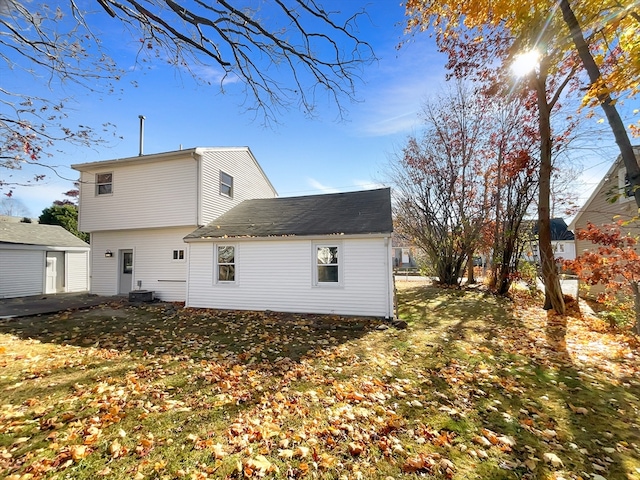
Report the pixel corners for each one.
[315,244,340,285]
[96,172,113,195]
[220,171,233,198]
[216,245,235,282]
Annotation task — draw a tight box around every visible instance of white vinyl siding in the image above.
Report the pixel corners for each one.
[78,156,198,232]
[0,249,44,298]
[66,251,90,292]
[187,237,392,317]
[200,149,277,224]
[90,227,193,301]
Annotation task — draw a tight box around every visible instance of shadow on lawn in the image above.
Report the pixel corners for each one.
[397,284,640,480]
[0,301,386,363]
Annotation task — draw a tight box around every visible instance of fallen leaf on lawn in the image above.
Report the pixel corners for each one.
[278,449,294,459]
[481,428,499,445]
[402,452,440,473]
[246,455,277,474]
[348,441,364,456]
[295,446,310,458]
[473,435,492,447]
[69,444,90,461]
[524,457,539,471]
[543,452,563,467]
[541,429,557,440]
[497,435,516,447]
[212,442,227,459]
[568,403,588,415]
[109,439,123,458]
[318,452,336,469]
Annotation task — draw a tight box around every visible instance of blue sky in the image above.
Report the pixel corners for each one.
[3,2,639,219]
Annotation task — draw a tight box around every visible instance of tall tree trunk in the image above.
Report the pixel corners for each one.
[558,0,640,208]
[632,281,640,335]
[534,68,566,314]
[467,246,476,284]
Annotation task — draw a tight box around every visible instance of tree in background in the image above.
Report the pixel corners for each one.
[564,222,640,334]
[1,1,373,187]
[485,101,540,295]
[404,1,601,314]
[39,204,89,243]
[390,83,493,286]
[0,194,31,217]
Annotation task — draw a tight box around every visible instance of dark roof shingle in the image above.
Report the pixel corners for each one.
[0,223,89,247]
[186,188,392,239]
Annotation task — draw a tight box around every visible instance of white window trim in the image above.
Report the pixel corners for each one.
[171,249,186,262]
[618,167,634,203]
[313,242,343,287]
[220,171,233,198]
[215,243,237,284]
[95,172,113,196]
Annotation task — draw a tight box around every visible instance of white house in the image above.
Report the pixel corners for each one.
[72,147,277,301]
[524,218,576,263]
[0,223,90,298]
[73,147,395,317]
[184,188,395,318]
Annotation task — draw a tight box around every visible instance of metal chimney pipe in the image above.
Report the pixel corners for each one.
[138,115,146,156]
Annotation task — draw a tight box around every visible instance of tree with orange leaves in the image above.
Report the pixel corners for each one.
[565,221,640,334]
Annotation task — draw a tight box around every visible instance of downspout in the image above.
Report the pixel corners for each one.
[192,150,203,226]
[385,236,394,319]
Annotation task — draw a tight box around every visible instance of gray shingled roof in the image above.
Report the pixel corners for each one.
[186,188,392,239]
[0,223,89,247]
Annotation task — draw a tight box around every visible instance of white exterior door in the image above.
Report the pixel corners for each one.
[119,249,133,294]
[45,252,65,294]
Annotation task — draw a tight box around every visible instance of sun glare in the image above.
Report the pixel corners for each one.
[511,50,541,76]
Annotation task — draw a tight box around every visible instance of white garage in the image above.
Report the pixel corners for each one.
[0,223,90,298]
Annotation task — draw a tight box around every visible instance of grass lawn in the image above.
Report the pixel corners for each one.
[1,282,639,479]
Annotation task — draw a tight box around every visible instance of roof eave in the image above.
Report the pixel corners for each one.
[184,231,393,243]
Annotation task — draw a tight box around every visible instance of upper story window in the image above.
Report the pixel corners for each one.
[220,171,233,198]
[618,167,634,202]
[96,172,113,196]
[315,244,340,285]
[172,249,185,261]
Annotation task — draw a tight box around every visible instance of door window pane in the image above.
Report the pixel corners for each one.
[123,252,133,274]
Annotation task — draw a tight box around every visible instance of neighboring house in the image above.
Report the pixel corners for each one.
[569,146,640,296]
[184,188,394,318]
[392,233,419,270]
[72,147,277,301]
[569,146,640,243]
[0,223,90,298]
[524,218,576,263]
